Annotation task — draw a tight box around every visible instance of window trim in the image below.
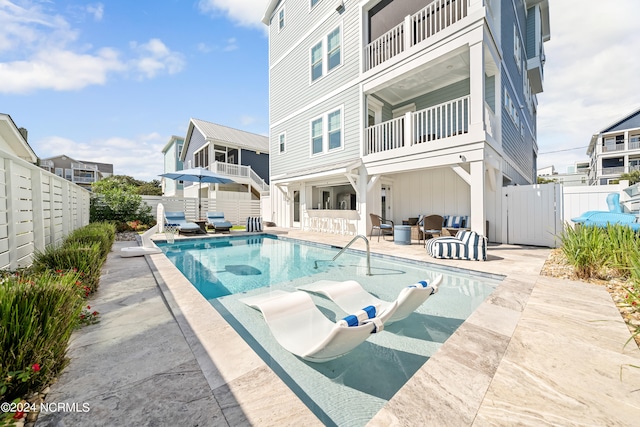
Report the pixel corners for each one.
[278,132,286,154]
[194,143,210,168]
[310,0,321,11]
[513,25,522,74]
[309,23,343,84]
[277,5,285,32]
[309,106,344,157]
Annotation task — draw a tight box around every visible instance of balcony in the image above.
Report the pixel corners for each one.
[629,139,640,150]
[71,162,98,171]
[364,0,471,72]
[601,166,624,175]
[208,161,269,193]
[603,143,625,153]
[365,96,469,156]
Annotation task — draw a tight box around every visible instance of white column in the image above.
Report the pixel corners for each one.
[403,15,412,49]
[470,160,486,235]
[469,41,485,133]
[404,111,413,146]
[357,167,368,235]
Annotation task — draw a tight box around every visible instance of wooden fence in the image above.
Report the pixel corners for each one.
[0,150,90,269]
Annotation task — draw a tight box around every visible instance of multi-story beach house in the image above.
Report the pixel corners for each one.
[39,155,113,190]
[173,118,270,202]
[587,107,640,185]
[162,136,185,197]
[262,0,550,242]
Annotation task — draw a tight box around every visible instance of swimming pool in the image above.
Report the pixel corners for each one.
[157,234,502,426]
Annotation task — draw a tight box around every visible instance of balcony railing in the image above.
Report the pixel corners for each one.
[601,166,624,175]
[41,160,54,167]
[73,176,96,184]
[71,162,98,171]
[364,0,470,71]
[365,96,469,156]
[209,161,269,192]
[603,143,624,152]
[629,140,640,150]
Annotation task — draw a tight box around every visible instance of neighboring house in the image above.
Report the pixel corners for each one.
[39,155,114,190]
[175,118,270,201]
[587,107,640,185]
[0,113,38,163]
[538,161,589,186]
[262,0,550,241]
[161,136,185,197]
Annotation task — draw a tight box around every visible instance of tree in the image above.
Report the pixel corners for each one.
[90,176,153,225]
[537,176,557,184]
[135,179,162,196]
[617,170,640,185]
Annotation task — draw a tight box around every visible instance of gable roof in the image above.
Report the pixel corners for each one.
[587,106,640,155]
[162,135,185,154]
[0,113,38,163]
[181,118,269,161]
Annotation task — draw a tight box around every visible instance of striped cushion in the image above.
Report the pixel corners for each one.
[246,217,263,232]
[442,215,469,228]
[426,231,487,261]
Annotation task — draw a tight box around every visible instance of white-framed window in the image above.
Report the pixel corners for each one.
[194,145,209,168]
[310,106,343,156]
[504,88,520,128]
[278,6,285,32]
[278,132,286,153]
[513,25,522,73]
[55,167,63,177]
[309,25,342,83]
[311,0,321,9]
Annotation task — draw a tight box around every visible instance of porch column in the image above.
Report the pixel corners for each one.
[470,160,486,235]
[469,41,485,134]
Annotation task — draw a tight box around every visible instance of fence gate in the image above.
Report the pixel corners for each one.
[503,183,563,248]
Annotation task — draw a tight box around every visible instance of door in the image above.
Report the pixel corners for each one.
[381,185,392,222]
[293,190,300,228]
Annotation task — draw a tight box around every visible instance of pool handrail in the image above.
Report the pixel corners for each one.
[332,235,371,276]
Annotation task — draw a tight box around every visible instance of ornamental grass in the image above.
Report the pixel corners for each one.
[0,271,84,402]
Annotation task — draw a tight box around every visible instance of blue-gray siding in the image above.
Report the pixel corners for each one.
[184,128,206,168]
[604,110,640,132]
[241,150,270,183]
[485,74,495,111]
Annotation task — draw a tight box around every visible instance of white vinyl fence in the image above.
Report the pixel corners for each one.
[0,150,90,269]
[141,196,261,226]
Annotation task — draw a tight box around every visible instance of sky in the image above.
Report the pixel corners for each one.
[1,0,639,181]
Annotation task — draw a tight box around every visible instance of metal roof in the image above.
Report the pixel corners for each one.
[190,118,269,153]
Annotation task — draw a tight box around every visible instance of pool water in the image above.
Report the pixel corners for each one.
[157,234,502,426]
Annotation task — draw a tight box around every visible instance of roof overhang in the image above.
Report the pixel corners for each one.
[271,160,362,185]
[262,0,280,25]
[0,114,38,163]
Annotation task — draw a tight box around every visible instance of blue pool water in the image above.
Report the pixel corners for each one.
[157,234,502,426]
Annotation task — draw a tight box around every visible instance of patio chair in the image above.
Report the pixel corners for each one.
[369,213,394,242]
[164,211,202,234]
[240,290,397,363]
[426,230,487,261]
[297,274,443,325]
[418,215,444,247]
[206,211,232,233]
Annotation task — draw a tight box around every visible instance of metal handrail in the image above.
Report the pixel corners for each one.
[332,235,372,276]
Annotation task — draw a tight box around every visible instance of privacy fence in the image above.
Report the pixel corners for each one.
[0,150,90,269]
[141,196,261,226]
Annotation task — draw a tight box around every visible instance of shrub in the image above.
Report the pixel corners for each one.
[603,224,640,278]
[64,222,116,260]
[31,242,103,294]
[0,272,84,402]
[560,224,609,279]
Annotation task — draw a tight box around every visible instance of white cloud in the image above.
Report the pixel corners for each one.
[537,0,640,171]
[197,0,266,29]
[35,133,166,181]
[223,37,238,52]
[0,1,185,93]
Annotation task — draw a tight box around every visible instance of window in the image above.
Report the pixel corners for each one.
[513,25,522,73]
[278,7,285,31]
[194,146,209,168]
[279,132,286,153]
[310,25,341,82]
[310,107,343,155]
[311,118,323,154]
[504,89,520,129]
[327,27,341,72]
[311,42,323,81]
[311,0,320,8]
[65,169,72,180]
[55,168,63,177]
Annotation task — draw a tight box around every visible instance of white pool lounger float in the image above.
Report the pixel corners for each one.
[120,246,162,257]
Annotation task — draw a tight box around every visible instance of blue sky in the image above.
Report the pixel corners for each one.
[1,0,639,181]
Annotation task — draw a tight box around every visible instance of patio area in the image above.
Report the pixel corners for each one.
[37,229,640,426]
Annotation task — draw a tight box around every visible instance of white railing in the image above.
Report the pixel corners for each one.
[629,140,640,150]
[0,151,90,269]
[41,159,54,167]
[365,116,405,155]
[630,164,640,172]
[210,161,269,193]
[73,176,96,184]
[603,143,625,153]
[485,103,496,138]
[601,166,624,175]
[365,0,470,71]
[143,196,260,226]
[412,0,468,46]
[413,96,469,145]
[364,21,405,71]
[364,96,470,155]
[71,162,98,171]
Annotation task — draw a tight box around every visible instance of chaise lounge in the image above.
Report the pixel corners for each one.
[206,211,232,233]
[240,290,397,362]
[164,211,202,234]
[297,274,443,325]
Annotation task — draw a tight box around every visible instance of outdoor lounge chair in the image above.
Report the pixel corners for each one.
[579,212,640,231]
[297,274,442,325]
[240,290,397,363]
[418,215,444,247]
[426,230,487,261]
[206,212,232,233]
[164,211,202,234]
[369,213,394,242]
[571,193,634,224]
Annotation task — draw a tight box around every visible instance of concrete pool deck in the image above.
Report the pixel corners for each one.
[38,229,640,426]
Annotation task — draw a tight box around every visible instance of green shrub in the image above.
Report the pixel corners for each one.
[560,224,609,279]
[65,222,116,259]
[0,272,84,402]
[32,242,103,294]
[603,224,640,278]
